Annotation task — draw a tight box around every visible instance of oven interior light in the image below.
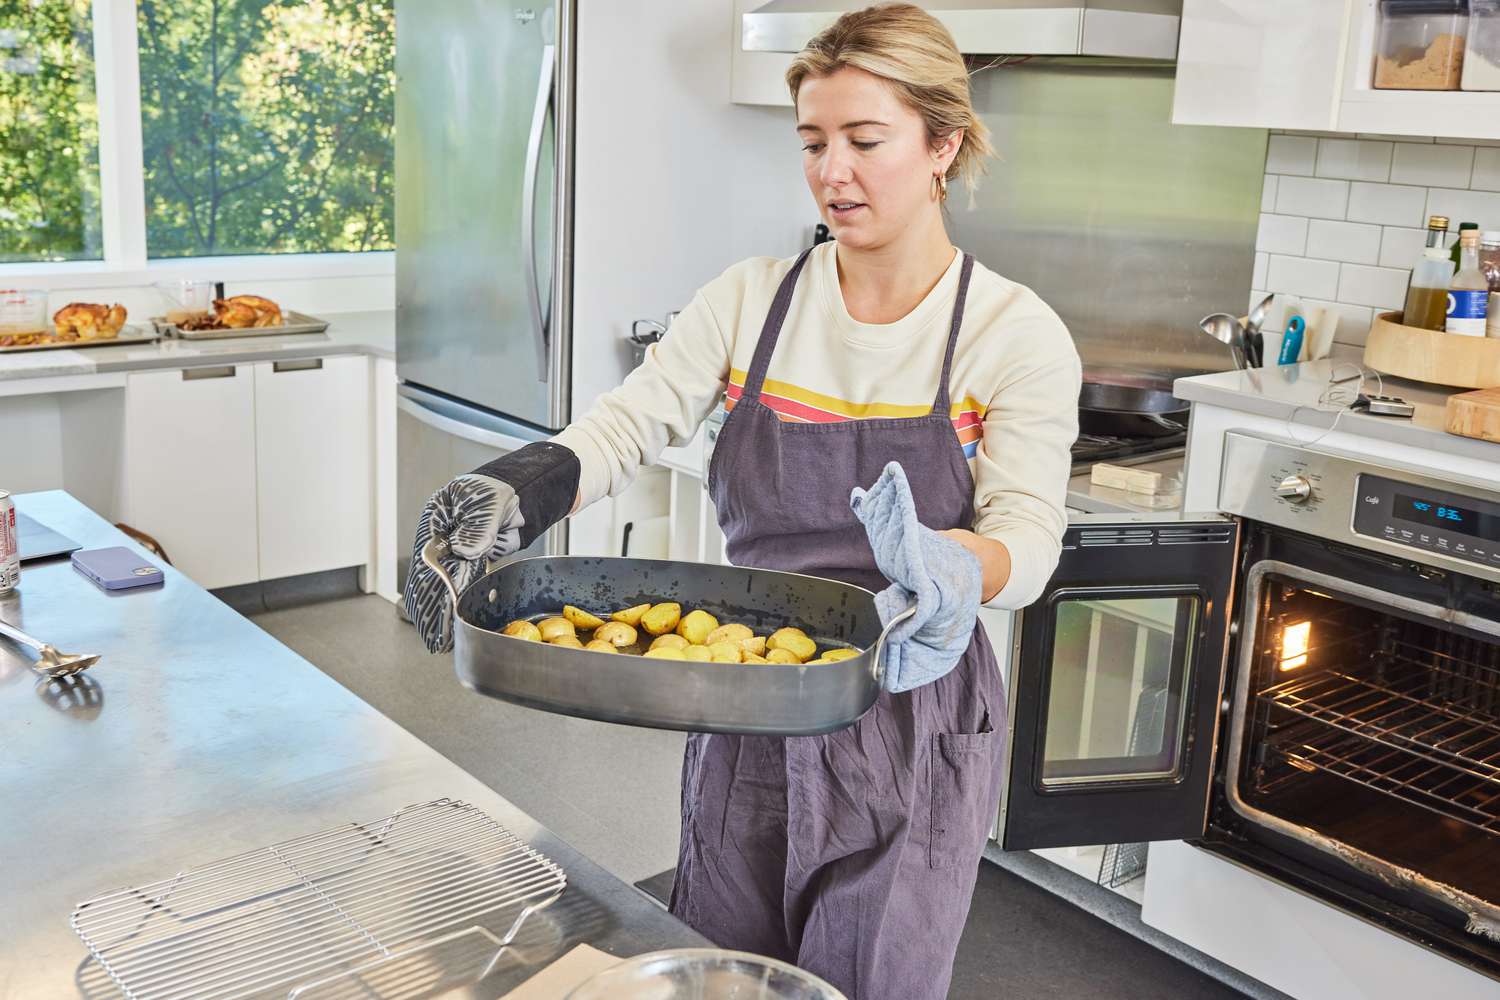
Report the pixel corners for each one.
[1280,621,1311,671]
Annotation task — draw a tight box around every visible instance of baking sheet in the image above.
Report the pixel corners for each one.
[0,324,157,353]
[153,310,329,339]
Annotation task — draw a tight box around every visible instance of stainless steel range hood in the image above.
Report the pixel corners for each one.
[742,0,1181,61]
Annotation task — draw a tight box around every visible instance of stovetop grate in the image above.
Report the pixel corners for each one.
[70,799,567,1000]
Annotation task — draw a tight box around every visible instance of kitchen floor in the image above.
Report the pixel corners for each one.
[252,593,1255,1000]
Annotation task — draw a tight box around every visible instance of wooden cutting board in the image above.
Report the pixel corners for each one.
[1445,387,1500,443]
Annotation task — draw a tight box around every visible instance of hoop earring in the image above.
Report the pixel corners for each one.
[933,172,949,203]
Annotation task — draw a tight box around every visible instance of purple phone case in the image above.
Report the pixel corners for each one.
[71,547,164,590]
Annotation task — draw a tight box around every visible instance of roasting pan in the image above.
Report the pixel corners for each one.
[422,541,911,736]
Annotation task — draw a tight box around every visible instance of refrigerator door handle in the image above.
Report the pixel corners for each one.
[522,43,556,383]
[396,394,539,454]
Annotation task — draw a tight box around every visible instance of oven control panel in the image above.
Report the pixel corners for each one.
[1352,473,1500,572]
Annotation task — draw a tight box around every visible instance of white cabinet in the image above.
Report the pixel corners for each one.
[1174,0,1500,138]
[123,355,373,591]
[123,365,261,589]
[253,357,372,581]
[731,0,794,107]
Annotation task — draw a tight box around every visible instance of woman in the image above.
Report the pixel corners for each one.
[406,5,1080,997]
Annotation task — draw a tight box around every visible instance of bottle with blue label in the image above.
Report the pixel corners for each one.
[1447,230,1490,338]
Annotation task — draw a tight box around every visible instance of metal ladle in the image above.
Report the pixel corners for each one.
[0,617,100,679]
[1198,312,1247,370]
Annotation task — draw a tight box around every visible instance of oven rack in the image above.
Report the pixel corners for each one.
[1266,725,1500,835]
[69,799,567,1000]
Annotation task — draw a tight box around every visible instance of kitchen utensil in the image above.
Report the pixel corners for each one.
[420,539,914,736]
[1246,294,1274,367]
[1445,386,1500,440]
[1076,378,1190,438]
[0,288,47,339]
[1353,393,1416,417]
[1247,293,1274,337]
[1278,315,1307,365]
[0,618,98,678]
[1198,312,1247,371]
[565,949,846,1000]
[151,309,330,340]
[153,279,215,325]
[70,799,566,1000]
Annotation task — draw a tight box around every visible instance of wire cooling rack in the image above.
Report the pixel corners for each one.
[70,799,567,1000]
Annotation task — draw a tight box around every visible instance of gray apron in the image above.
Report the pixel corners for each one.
[669,249,1008,1000]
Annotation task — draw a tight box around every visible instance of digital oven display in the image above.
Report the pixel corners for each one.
[1395,493,1500,540]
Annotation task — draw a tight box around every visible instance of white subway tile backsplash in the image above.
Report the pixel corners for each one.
[1337,263,1409,310]
[1378,226,1427,268]
[1346,181,1429,226]
[1275,176,1349,219]
[1315,139,1392,182]
[1303,299,1377,346]
[1261,175,1278,211]
[1256,213,1309,255]
[1266,135,1318,175]
[1390,143,1475,188]
[1306,219,1382,264]
[1425,187,1500,228]
[1473,148,1500,192]
[1267,255,1340,300]
[1253,252,1268,290]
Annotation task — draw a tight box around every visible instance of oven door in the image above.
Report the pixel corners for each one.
[998,512,1240,849]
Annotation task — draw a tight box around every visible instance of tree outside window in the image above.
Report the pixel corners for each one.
[137,0,395,258]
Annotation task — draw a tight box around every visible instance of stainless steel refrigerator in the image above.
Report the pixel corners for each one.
[394,0,574,591]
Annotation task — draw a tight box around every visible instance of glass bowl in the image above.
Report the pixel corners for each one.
[565,949,846,1000]
[153,280,216,325]
[0,288,48,337]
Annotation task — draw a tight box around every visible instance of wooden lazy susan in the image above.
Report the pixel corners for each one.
[1363,312,1500,444]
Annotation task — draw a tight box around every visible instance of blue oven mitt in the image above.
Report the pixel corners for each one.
[850,462,983,693]
[405,441,579,654]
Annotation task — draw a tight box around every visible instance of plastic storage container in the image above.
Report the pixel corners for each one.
[1374,0,1469,90]
[0,289,48,339]
[1465,0,1500,89]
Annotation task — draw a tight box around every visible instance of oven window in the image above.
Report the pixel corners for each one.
[1237,572,1500,910]
[1040,595,1199,788]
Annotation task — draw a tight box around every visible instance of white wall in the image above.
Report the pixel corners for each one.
[568,0,811,555]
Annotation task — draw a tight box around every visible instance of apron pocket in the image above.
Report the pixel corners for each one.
[928,716,995,870]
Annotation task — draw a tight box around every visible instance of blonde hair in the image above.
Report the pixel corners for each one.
[785,3,994,193]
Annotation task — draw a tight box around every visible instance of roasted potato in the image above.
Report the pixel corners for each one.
[585,639,617,654]
[649,633,689,651]
[683,644,715,662]
[643,646,686,660]
[502,620,542,642]
[677,609,719,644]
[564,605,606,630]
[708,641,742,663]
[549,634,584,649]
[817,648,858,663]
[739,635,767,656]
[641,602,682,636]
[765,648,800,664]
[705,623,752,646]
[538,617,576,642]
[594,621,637,648]
[768,627,816,662]
[612,604,650,626]
[742,651,769,664]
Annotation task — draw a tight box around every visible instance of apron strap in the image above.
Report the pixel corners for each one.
[930,253,976,416]
[740,247,816,401]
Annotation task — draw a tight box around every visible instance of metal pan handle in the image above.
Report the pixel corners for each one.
[871,603,919,684]
[420,539,462,651]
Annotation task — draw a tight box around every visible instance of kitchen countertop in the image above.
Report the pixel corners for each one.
[1174,361,1500,463]
[0,491,706,997]
[0,309,393,383]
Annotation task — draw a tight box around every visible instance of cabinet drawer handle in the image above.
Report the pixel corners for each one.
[182,365,236,380]
[273,358,323,373]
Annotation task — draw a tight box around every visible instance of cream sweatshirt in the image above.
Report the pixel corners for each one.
[554,243,1081,610]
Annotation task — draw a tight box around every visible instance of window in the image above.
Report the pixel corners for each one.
[136,0,394,257]
[0,0,103,263]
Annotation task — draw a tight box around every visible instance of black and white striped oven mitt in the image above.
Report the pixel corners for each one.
[404,441,579,653]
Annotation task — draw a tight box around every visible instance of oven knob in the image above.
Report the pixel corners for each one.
[1275,474,1313,503]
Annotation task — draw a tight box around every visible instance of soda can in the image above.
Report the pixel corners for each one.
[0,491,18,595]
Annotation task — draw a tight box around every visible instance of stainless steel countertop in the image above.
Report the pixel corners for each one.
[1174,361,1500,464]
[0,491,705,998]
[0,310,393,383]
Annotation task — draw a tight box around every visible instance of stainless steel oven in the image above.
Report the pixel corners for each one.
[996,430,1500,980]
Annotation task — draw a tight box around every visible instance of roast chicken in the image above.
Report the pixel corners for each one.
[52,302,128,340]
[212,295,283,329]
